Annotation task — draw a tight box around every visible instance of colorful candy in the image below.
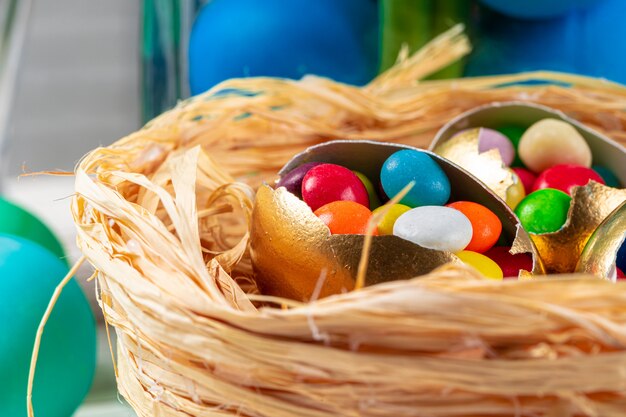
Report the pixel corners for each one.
[314,201,374,235]
[456,250,504,280]
[593,165,621,188]
[302,163,369,211]
[372,204,411,235]
[515,188,571,234]
[276,162,322,198]
[393,206,473,252]
[484,246,533,278]
[380,150,451,208]
[532,164,604,195]
[512,167,537,195]
[518,118,592,172]
[353,171,382,210]
[477,127,515,166]
[447,201,502,253]
[278,148,510,279]
[505,170,526,209]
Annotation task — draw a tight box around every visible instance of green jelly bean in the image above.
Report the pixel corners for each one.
[353,171,382,210]
[514,188,571,234]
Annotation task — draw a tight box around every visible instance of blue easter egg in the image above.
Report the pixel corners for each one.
[467,0,626,85]
[479,0,598,19]
[0,234,96,417]
[380,150,451,208]
[189,0,378,94]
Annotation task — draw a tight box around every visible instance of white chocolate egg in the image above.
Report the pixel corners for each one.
[518,119,592,173]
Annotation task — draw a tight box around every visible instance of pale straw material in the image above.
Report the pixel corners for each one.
[68,26,626,416]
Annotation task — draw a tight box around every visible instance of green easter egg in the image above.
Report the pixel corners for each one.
[0,234,96,417]
[497,125,526,167]
[514,188,571,234]
[0,197,65,259]
[353,171,382,210]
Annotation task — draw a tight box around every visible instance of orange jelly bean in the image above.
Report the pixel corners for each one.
[314,201,376,235]
[447,201,502,253]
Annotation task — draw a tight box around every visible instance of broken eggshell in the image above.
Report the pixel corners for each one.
[430,102,626,274]
[250,140,543,302]
[430,101,626,192]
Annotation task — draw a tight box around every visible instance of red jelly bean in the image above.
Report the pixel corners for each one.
[532,164,605,195]
[314,201,375,235]
[483,246,533,279]
[512,167,537,196]
[617,267,625,280]
[302,164,369,211]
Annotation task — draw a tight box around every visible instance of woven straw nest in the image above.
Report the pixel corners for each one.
[70,28,626,416]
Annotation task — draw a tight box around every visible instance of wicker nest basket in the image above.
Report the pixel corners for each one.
[65,28,626,416]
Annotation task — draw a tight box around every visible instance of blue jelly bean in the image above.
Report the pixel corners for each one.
[380,150,451,208]
[593,165,621,188]
[617,238,626,272]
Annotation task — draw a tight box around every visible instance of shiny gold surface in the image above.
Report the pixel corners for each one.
[250,185,460,301]
[251,140,540,301]
[531,182,626,274]
[575,202,626,281]
[432,128,516,201]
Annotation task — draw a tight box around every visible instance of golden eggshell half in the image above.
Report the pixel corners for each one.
[250,140,541,301]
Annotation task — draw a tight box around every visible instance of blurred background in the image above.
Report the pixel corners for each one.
[2,0,626,416]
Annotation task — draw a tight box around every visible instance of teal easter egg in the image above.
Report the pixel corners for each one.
[0,234,96,417]
[380,150,451,208]
[0,197,65,259]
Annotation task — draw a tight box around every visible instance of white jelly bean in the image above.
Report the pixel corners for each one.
[393,206,473,252]
[518,119,592,173]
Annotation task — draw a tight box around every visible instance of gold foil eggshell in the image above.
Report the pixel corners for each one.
[250,140,541,301]
[432,128,516,201]
[250,185,460,301]
[531,182,626,274]
[575,201,626,281]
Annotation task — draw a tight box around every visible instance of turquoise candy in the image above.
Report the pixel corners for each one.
[0,235,96,417]
[380,150,451,207]
[593,165,621,188]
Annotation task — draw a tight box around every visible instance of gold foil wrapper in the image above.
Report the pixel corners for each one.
[250,140,540,301]
[575,201,626,280]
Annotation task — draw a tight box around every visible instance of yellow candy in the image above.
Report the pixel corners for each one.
[518,119,592,172]
[456,250,504,280]
[372,204,411,235]
[505,169,526,210]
